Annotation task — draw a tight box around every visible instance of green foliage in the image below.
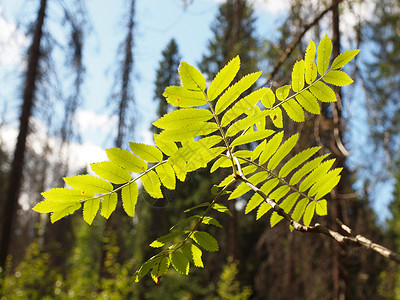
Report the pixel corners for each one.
[36,35,358,283]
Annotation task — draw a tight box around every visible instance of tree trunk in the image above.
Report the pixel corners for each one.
[0,0,47,275]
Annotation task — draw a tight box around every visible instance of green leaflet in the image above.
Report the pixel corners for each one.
[270,107,283,128]
[90,161,131,184]
[106,147,147,173]
[256,202,271,220]
[184,202,210,213]
[234,150,253,159]
[64,174,113,194]
[303,201,316,226]
[122,182,139,217]
[229,171,269,200]
[191,231,219,252]
[270,193,300,227]
[83,198,100,225]
[150,230,186,248]
[252,139,266,160]
[296,90,320,114]
[41,188,89,202]
[268,133,299,170]
[210,156,231,173]
[317,35,332,75]
[154,134,178,156]
[276,85,291,100]
[309,168,342,200]
[299,158,335,192]
[305,40,317,84]
[157,122,218,142]
[134,257,159,283]
[291,198,309,222]
[259,131,284,165]
[230,129,274,147]
[33,200,80,213]
[261,88,275,109]
[309,81,336,102]
[279,146,320,178]
[163,86,207,107]
[129,143,163,163]
[245,178,279,215]
[151,256,170,283]
[212,203,232,216]
[179,61,206,91]
[226,110,270,137]
[183,243,204,268]
[208,55,240,101]
[291,60,305,92]
[202,216,223,228]
[186,147,225,172]
[170,251,190,275]
[51,203,81,223]
[323,70,354,86]
[290,154,329,185]
[330,49,360,70]
[316,199,328,216]
[215,71,262,114]
[153,108,213,130]
[156,163,176,190]
[142,170,163,198]
[221,88,268,127]
[282,99,305,122]
[100,193,117,219]
[269,186,291,205]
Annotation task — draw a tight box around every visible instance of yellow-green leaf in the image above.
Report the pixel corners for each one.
[153,108,213,130]
[83,198,100,225]
[330,49,360,70]
[259,131,284,165]
[316,199,328,216]
[276,85,290,100]
[268,133,299,170]
[106,148,148,173]
[282,99,304,122]
[170,251,189,275]
[129,143,163,163]
[179,61,206,91]
[191,231,219,252]
[90,161,131,184]
[122,182,139,217]
[50,203,81,223]
[309,81,336,102]
[317,35,332,75]
[64,174,113,194]
[101,193,117,219]
[323,70,354,86]
[157,122,218,142]
[208,55,240,101]
[291,60,305,92]
[230,129,274,147]
[154,134,178,157]
[156,163,176,190]
[163,86,207,107]
[215,71,262,114]
[33,200,80,213]
[296,90,320,114]
[142,170,163,198]
[305,40,317,84]
[303,201,316,226]
[261,88,275,108]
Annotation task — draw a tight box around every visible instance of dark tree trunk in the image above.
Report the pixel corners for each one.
[0,0,47,275]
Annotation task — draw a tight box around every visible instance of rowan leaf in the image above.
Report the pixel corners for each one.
[282,99,305,122]
[33,200,80,213]
[230,129,274,147]
[163,86,207,107]
[106,147,148,173]
[246,178,280,215]
[170,251,190,275]
[154,134,178,156]
[309,81,336,102]
[129,143,163,163]
[299,159,335,192]
[156,163,176,190]
[259,131,284,165]
[100,193,117,219]
[212,203,232,216]
[317,35,332,75]
[316,199,328,216]
[291,198,309,222]
[179,61,206,91]
[83,198,100,225]
[215,71,262,114]
[229,171,269,200]
[153,108,213,130]
[191,231,219,252]
[142,170,163,198]
[303,201,316,226]
[208,55,240,101]
[90,161,131,184]
[290,154,329,185]
[323,70,354,86]
[50,203,81,223]
[276,85,291,100]
[279,146,320,178]
[330,49,360,70]
[150,231,186,248]
[64,174,113,194]
[261,88,275,108]
[305,39,317,84]
[291,60,305,92]
[122,182,139,217]
[157,122,218,142]
[296,90,320,114]
[41,188,89,202]
[268,133,299,170]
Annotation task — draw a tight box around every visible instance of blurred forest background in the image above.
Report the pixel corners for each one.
[0,0,400,299]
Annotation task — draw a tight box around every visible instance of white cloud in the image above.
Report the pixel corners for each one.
[0,6,28,67]
[74,109,118,132]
